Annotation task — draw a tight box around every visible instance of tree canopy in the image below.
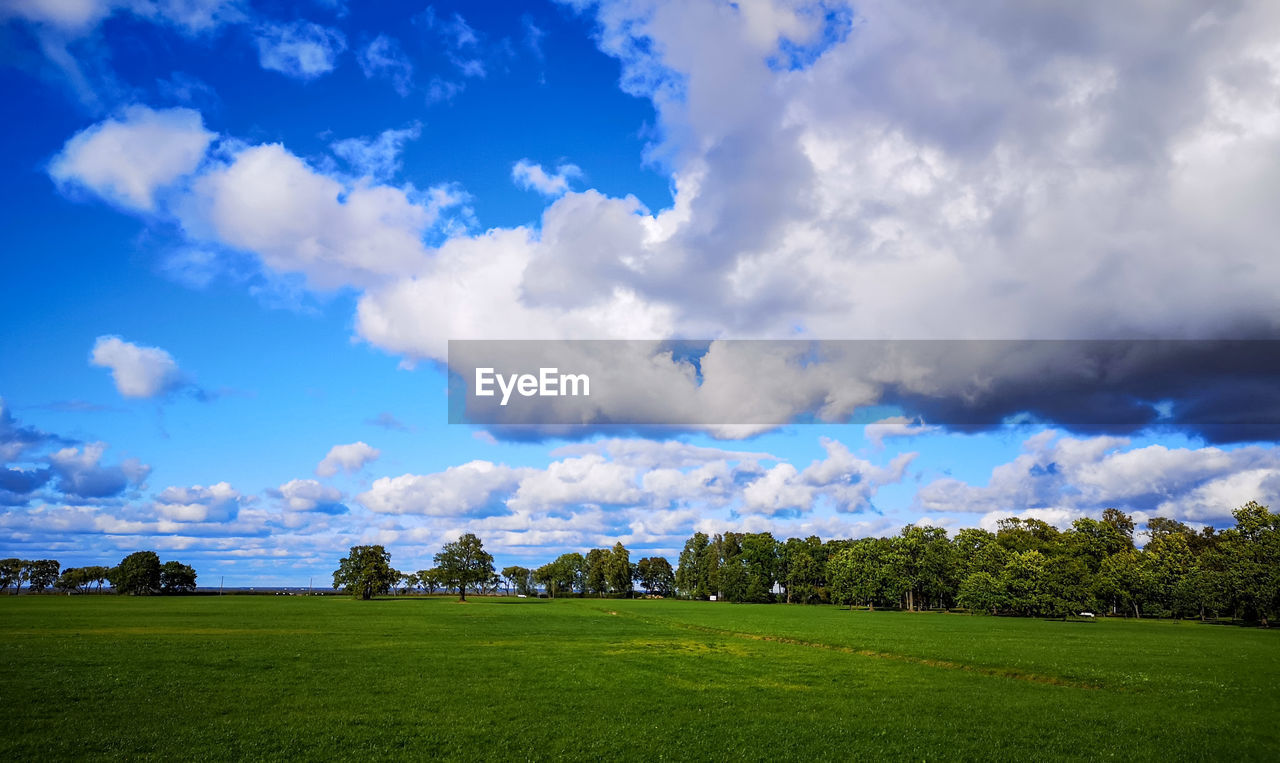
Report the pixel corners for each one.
[434,533,495,601]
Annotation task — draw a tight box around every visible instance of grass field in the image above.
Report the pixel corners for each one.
[2,596,1277,760]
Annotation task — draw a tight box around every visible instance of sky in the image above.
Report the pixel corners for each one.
[3,0,1280,586]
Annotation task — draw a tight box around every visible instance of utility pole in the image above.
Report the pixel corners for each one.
[308,577,313,595]
[219,576,224,596]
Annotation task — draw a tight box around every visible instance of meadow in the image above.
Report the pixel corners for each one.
[1,596,1277,760]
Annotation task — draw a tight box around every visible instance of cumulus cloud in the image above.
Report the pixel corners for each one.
[270,479,347,514]
[154,481,244,522]
[184,143,467,290]
[357,34,414,95]
[39,1,1280,448]
[316,441,380,477]
[357,461,525,516]
[49,442,150,499]
[740,437,915,515]
[331,125,421,182]
[89,336,186,398]
[511,160,582,196]
[255,21,346,80]
[915,431,1280,525]
[49,106,214,212]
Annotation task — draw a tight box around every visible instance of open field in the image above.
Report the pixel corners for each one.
[2,597,1277,760]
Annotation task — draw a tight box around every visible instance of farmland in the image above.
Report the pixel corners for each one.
[2,596,1277,760]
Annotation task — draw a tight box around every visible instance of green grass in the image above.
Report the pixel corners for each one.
[2,596,1276,760]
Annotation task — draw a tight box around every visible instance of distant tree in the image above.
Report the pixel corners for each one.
[332,545,397,600]
[416,568,444,594]
[957,571,1004,614]
[636,557,675,596]
[84,566,111,593]
[584,548,611,596]
[1218,501,1280,626]
[56,567,84,593]
[0,558,28,594]
[434,533,495,602]
[27,560,60,593]
[779,536,826,604]
[501,565,533,596]
[1001,550,1049,616]
[111,552,162,595]
[1043,555,1090,619]
[675,532,711,599]
[607,542,632,597]
[160,561,197,594]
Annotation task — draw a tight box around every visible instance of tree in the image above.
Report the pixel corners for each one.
[160,561,197,593]
[111,551,162,595]
[0,558,28,594]
[434,533,495,601]
[84,566,110,593]
[501,565,532,596]
[332,545,397,600]
[56,567,85,593]
[584,548,611,595]
[416,568,444,594]
[636,557,675,596]
[675,532,711,599]
[27,560,60,593]
[957,571,1004,614]
[607,542,632,597]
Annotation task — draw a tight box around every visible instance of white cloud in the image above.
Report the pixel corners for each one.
[864,417,936,448]
[154,481,244,522]
[184,143,465,289]
[357,461,525,516]
[2,0,242,35]
[49,442,150,499]
[915,432,1280,524]
[89,335,185,398]
[511,159,582,196]
[316,441,380,477]
[358,34,413,96]
[331,125,421,182]
[255,21,346,80]
[50,106,213,212]
[271,479,346,513]
[740,437,914,515]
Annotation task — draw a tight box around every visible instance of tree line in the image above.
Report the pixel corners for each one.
[334,502,1279,626]
[673,502,1279,624]
[0,552,197,595]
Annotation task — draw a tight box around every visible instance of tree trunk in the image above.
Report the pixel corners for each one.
[1132,601,1140,619]
[459,583,467,601]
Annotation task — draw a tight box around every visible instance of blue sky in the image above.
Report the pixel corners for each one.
[4,0,1280,586]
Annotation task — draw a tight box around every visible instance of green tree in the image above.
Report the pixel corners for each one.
[160,561,197,593]
[636,557,675,595]
[501,565,533,596]
[1001,550,1048,616]
[607,542,632,597]
[111,551,162,595]
[26,559,60,593]
[584,548,611,595]
[416,567,443,594]
[0,558,28,594]
[675,532,710,599]
[957,571,1004,614]
[434,533,495,601]
[332,545,397,600]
